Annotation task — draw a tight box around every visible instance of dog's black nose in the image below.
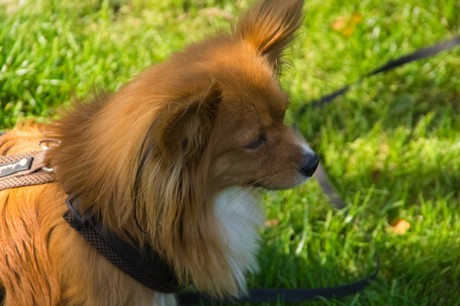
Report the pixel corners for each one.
[300,152,319,177]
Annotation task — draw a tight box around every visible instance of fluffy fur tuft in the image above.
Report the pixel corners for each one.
[0,1,316,305]
[236,0,305,72]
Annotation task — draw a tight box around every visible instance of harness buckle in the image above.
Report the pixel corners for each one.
[65,196,93,224]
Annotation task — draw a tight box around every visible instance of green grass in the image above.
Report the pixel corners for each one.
[1,0,459,305]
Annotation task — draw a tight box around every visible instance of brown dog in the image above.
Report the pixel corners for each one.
[0,0,318,305]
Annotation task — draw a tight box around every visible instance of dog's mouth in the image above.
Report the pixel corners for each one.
[247,180,263,188]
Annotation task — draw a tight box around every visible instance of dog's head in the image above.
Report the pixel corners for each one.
[138,0,318,194]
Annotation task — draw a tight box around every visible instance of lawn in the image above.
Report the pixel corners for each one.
[1,0,459,305]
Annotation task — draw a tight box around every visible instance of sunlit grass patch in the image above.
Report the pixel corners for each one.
[1,0,459,305]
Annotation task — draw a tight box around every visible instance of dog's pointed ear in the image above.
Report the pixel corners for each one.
[156,81,222,160]
[235,0,304,71]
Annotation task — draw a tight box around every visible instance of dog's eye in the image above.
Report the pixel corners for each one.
[246,135,266,149]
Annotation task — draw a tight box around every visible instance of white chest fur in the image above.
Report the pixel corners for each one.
[152,188,264,306]
[214,188,265,293]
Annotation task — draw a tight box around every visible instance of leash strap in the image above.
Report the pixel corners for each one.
[253,34,460,306]
[179,261,379,303]
[301,35,460,109]
[313,162,346,209]
[0,150,55,191]
[176,37,460,306]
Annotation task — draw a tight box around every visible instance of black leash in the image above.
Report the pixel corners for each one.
[179,35,460,304]
[298,35,460,111]
[179,266,379,304]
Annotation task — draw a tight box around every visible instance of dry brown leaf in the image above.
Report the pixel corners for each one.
[265,219,280,228]
[332,12,363,37]
[390,218,411,235]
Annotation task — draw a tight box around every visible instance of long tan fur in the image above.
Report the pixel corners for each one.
[0,1,309,305]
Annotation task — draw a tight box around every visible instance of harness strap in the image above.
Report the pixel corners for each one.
[0,151,55,191]
[63,196,181,293]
